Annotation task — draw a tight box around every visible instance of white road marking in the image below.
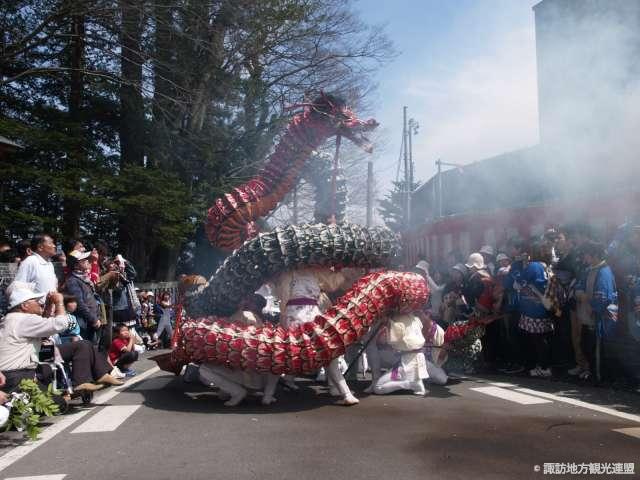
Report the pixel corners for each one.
[0,366,160,473]
[489,382,516,388]
[4,476,66,480]
[613,427,640,439]
[71,405,141,434]
[514,388,640,424]
[471,386,553,405]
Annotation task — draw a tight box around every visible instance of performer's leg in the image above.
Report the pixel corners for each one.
[262,373,279,405]
[425,360,448,385]
[199,364,247,406]
[327,358,358,405]
[373,369,409,395]
[364,342,382,393]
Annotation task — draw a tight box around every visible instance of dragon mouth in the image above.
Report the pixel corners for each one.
[339,118,379,153]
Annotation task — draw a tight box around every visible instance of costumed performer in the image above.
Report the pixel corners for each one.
[198,294,279,406]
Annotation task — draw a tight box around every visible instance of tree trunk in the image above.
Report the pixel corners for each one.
[119,0,145,168]
[118,0,148,278]
[63,12,85,240]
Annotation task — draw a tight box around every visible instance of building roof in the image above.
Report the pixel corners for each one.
[410,143,634,228]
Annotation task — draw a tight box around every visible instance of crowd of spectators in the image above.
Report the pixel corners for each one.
[413,223,639,385]
[0,233,178,412]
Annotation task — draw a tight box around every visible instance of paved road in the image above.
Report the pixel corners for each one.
[0,354,638,480]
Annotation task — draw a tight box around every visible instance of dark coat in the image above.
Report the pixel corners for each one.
[64,273,99,328]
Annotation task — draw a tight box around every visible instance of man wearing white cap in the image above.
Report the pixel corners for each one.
[0,281,122,392]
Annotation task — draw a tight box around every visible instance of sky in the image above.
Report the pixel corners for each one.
[356,0,541,190]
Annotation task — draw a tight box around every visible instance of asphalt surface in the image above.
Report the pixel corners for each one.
[0,352,639,480]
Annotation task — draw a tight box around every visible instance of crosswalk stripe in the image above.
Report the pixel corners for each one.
[471,386,553,405]
[0,366,159,474]
[4,476,66,480]
[71,405,141,433]
[613,427,640,439]
[514,388,640,424]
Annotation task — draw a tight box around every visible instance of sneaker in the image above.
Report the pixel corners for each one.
[578,370,591,380]
[122,368,137,377]
[567,366,584,376]
[110,367,126,379]
[530,367,552,378]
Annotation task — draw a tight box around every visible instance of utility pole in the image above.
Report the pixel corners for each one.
[407,117,419,223]
[366,161,373,227]
[403,106,409,228]
[292,184,298,224]
[436,158,442,218]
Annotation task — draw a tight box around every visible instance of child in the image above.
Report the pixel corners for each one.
[59,295,82,343]
[108,324,139,377]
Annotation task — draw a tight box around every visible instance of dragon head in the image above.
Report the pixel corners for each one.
[307,93,379,153]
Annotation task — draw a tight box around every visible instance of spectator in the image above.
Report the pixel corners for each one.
[58,295,82,344]
[0,282,121,392]
[463,253,494,312]
[496,253,511,270]
[108,324,139,377]
[52,252,67,286]
[64,251,101,344]
[507,242,555,378]
[64,239,85,255]
[14,234,58,299]
[15,239,32,263]
[415,260,445,317]
[465,252,499,369]
[107,255,139,329]
[441,263,467,324]
[575,241,618,380]
[553,225,591,378]
[0,239,14,262]
[607,224,640,343]
[480,245,496,276]
[154,291,174,347]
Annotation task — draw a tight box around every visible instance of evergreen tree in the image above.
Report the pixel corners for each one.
[378,181,420,232]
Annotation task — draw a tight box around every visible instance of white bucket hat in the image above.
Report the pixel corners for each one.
[415,260,429,275]
[6,281,47,310]
[479,245,495,257]
[465,252,485,270]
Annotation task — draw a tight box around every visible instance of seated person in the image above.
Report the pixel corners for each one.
[372,312,428,396]
[58,294,82,343]
[0,282,123,393]
[108,324,139,376]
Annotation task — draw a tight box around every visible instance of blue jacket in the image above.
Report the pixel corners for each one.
[581,263,618,337]
[505,260,549,319]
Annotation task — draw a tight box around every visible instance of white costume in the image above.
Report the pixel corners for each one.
[422,322,449,386]
[368,314,448,395]
[373,313,428,396]
[199,310,279,406]
[270,268,359,405]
